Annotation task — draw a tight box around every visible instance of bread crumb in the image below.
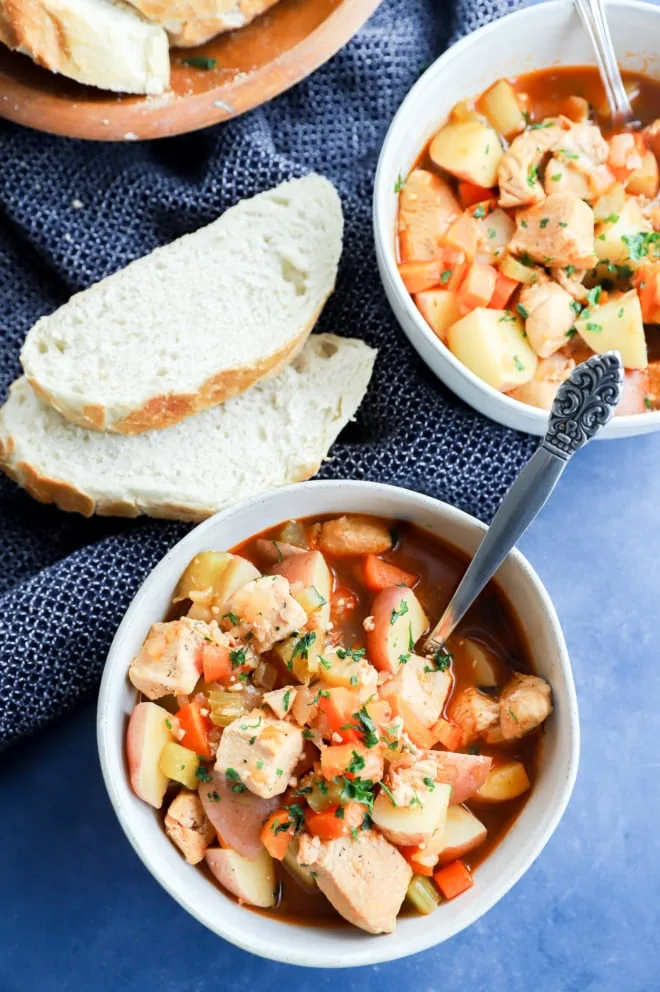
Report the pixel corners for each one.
[362,615,375,632]
[71,199,83,210]
[63,233,72,243]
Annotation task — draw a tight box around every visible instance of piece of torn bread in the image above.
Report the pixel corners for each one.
[20,174,343,435]
[122,0,278,47]
[0,335,377,522]
[0,0,170,94]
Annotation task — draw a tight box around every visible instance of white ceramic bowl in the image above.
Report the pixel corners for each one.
[97,480,579,968]
[374,0,660,439]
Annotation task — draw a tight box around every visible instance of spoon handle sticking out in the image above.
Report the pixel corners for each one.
[424,351,624,655]
[574,0,635,126]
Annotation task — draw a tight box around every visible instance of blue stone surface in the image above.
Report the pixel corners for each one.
[2,433,659,991]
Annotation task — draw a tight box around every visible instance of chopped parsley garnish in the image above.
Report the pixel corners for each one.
[551,172,562,182]
[276,768,283,777]
[423,777,436,791]
[282,689,292,712]
[347,750,366,775]
[182,56,217,69]
[473,205,486,219]
[380,782,398,807]
[291,631,316,663]
[586,285,602,307]
[527,164,539,187]
[529,120,554,130]
[520,219,528,228]
[229,647,246,669]
[165,719,172,730]
[351,827,360,841]
[440,269,453,284]
[272,541,284,563]
[565,328,577,339]
[488,228,496,239]
[336,646,366,662]
[586,322,603,332]
[394,173,406,194]
[302,728,314,739]
[539,217,549,228]
[240,716,263,730]
[558,221,568,228]
[565,264,576,277]
[644,397,654,410]
[513,355,525,372]
[516,303,529,319]
[519,251,535,267]
[622,231,660,262]
[206,790,220,802]
[398,653,410,665]
[498,311,516,323]
[570,300,582,315]
[618,307,624,318]
[507,708,520,724]
[390,599,409,625]
[339,775,376,809]
[353,706,379,748]
[195,764,212,783]
[225,768,247,793]
[256,759,264,769]
[558,148,579,160]
[604,213,619,224]
[222,611,240,626]
[429,647,452,671]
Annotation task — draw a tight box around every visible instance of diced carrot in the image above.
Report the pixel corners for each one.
[488,271,519,310]
[432,717,463,752]
[387,693,436,750]
[433,860,474,900]
[317,687,363,744]
[362,554,416,592]
[260,809,295,860]
[457,261,497,314]
[634,263,660,321]
[398,259,446,294]
[458,181,497,208]
[305,802,365,840]
[400,846,435,876]
[438,247,469,292]
[175,699,212,760]
[200,642,232,684]
[320,742,383,782]
[444,212,479,258]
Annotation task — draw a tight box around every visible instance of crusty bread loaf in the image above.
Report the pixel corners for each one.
[165,0,279,47]
[21,175,343,435]
[0,335,377,522]
[0,0,170,94]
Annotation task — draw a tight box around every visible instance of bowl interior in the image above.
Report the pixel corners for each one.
[375,0,660,439]
[98,481,579,968]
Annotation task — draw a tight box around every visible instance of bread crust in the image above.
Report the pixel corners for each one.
[25,301,322,434]
[167,0,279,47]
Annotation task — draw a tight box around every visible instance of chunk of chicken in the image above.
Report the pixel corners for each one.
[225,575,306,652]
[449,686,500,744]
[385,752,441,807]
[498,119,569,208]
[380,655,451,728]
[499,673,552,739]
[550,265,589,303]
[519,276,577,357]
[398,168,461,261]
[214,708,303,799]
[509,353,576,410]
[128,617,207,700]
[544,123,614,201]
[164,790,215,865]
[508,193,597,269]
[297,830,411,934]
[316,515,393,557]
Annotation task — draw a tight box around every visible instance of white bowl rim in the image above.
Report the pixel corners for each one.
[97,479,580,968]
[373,0,660,438]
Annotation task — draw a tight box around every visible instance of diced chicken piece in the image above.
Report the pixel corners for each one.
[214,708,303,799]
[380,655,451,728]
[316,515,392,556]
[128,617,207,700]
[498,119,568,208]
[550,265,589,303]
[509,353,576,410]
[297,830,411,934]
[545,123,614,201]
[164,790,215,865]
[499,673,552,739]
[225,575,306,652]
[398,169,461,262]
[262,685,297,720]
[448,686,500,744]
[519,276,577,357]
[385,753,440,807]
[508,193,597,269]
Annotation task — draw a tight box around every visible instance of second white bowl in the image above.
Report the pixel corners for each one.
[374,0,660,439]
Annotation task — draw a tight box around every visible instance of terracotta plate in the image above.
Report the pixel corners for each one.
[0,0,381,141]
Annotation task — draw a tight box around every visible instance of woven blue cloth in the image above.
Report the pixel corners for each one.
[0,0,532,746]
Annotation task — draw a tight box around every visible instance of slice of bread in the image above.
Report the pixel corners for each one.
[0,0,169,95]
[165,0,280,47]
[0,335,376,522]
[21,175,342,435]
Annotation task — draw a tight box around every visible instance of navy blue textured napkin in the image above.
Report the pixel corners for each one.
[0,0,532,746]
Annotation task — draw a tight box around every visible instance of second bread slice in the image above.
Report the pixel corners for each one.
[21,174,343,434]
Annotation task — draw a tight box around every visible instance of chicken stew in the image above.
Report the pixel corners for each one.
[125,514,552,933]
[396,66,660,414]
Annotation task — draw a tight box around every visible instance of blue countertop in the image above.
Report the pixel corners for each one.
[2,431,659,992]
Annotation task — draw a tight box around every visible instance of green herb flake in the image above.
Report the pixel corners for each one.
[604,213,620,224]
[539,217,549,228]
[527,164,539,188]
[283,689,291,712]
[229,647,246,669]
[432,647,452,671]
[529,120,554,130]
[487,227,497,239]
[165,719,172,730]
[586,321,603,333]
[291,631,316,663]
[347,750,366,775]
[423,776,436,791]
[473,205,486,219]
[558,221,568,228]
[182,56,217,70]
[570,300,582,315]
[558,148,579,160]
[195,764,212,783]
[565,328,577,339]
[520,219,529,228]
[380,783,398,807]
[440,268,453,284]
[586,285,602,307]
[353,706,379,748]
[644,397,654,410]
[618,307,624,318]
[507,708,520,724]
[206,790,220,803]
[513,354,525,372]
[222,611,240,626]
[256,759,264,769]
[516,303,529,319]
[551,172,562,182]
[390,599,410,625]
[394,173,406,194]
[565,265,576,277]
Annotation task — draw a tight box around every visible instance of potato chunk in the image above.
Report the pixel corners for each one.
[206,846,277,908]
[214,708,304,799]
[366,587,429,673]
[593,199,652,266]
[575,290,648,369]
[430,121,502,188]
[317,515,392,556]
[372,780,451,847]
[447,308,537,392]
[478,79,525,139]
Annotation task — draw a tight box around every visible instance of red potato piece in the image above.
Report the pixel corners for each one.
[422,750,493,805]
[398,169,461,262]
[271,550,332,630]
[205,846,277,908]
[617,369,651,416]
[199,769,278,860]
[255,540,306,565]
[366,587,429,673]
[126,701,173,809]
[434,805,487,865]
[317,515,393,557]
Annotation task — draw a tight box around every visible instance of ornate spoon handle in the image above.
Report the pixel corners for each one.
[425,352,623,654]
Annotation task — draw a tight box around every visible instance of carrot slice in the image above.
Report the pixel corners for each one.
[175,699,212,760]
[364,698,392,728]
[398,259,446,294]
[305,802,365,840]
[458,181,497,208]
[317,687,363,744]
[200,642,232,684]
[488,271,519,310]
[260,809,295,860]
[444,212,479,258]
[433,860,474,900]
[456,261,497,314]
[362,555,416,592]
[432,717,463,752]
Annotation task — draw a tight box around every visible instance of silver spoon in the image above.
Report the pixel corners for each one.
[425,352,624,654]
[574,0,635,127]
